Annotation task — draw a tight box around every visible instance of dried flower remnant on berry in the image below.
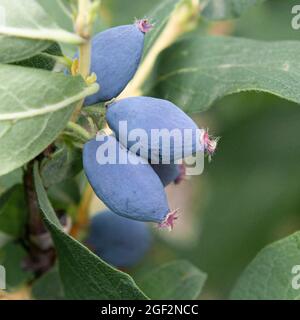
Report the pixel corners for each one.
[136,19,154,33]
[158,209,179,231]
[202,130,219,160]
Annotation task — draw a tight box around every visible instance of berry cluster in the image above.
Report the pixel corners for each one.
[81,20,218,233]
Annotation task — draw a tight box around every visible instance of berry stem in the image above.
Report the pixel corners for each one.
[76,0,92,76]
[70,184,94,238]
[71,0,93,122]
[66,121,92,142]
[23,162,56,276]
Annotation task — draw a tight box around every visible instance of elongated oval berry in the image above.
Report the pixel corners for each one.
[82,20,152,105]
[106,97,218,161]
[83,134,177,227]
[86,210,152,268]
[151,164,185,187]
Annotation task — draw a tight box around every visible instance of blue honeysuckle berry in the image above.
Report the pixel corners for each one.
[86,210,152,268]
[81,19,153,105]
[83,134,178,229]
[151,163,186,187]
[106,96,218,162]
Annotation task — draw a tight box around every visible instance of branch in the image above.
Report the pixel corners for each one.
[71,0,93,122]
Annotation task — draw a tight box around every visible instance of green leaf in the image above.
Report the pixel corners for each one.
[0,169,23,195]
[230,232,300,300]
[32,266,65,300]
[33,163,148,300]
[0,37,51,64]
[80,104,107,131]
[0,0,83,44]
[37,0,74,34]
[0,64,98,176]
[143,0,185,56]
[43,42,64,57]
[48,179,81,210]
[202,0,266,20]
[148,35,300,113]
[14,43,63,71]
[38,0,107,36]
[40,142,82,188]
[0,242,34,290]
[138,260,207,300]
[0,185,27,238]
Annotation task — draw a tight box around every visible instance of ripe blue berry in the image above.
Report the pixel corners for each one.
[82,20,153,105]
[83,134,178,228]
[106,97,218,161]
[151,163,186,187]
[86,210,152,268]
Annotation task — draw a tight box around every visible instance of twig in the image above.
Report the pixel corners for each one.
[71,0,93,122]
[66,121,91,141]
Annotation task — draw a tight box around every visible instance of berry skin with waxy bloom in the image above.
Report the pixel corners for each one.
[86,210,152,268]
[83,135,177,228]
[106,96,218,162]
[81,20,153,105]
